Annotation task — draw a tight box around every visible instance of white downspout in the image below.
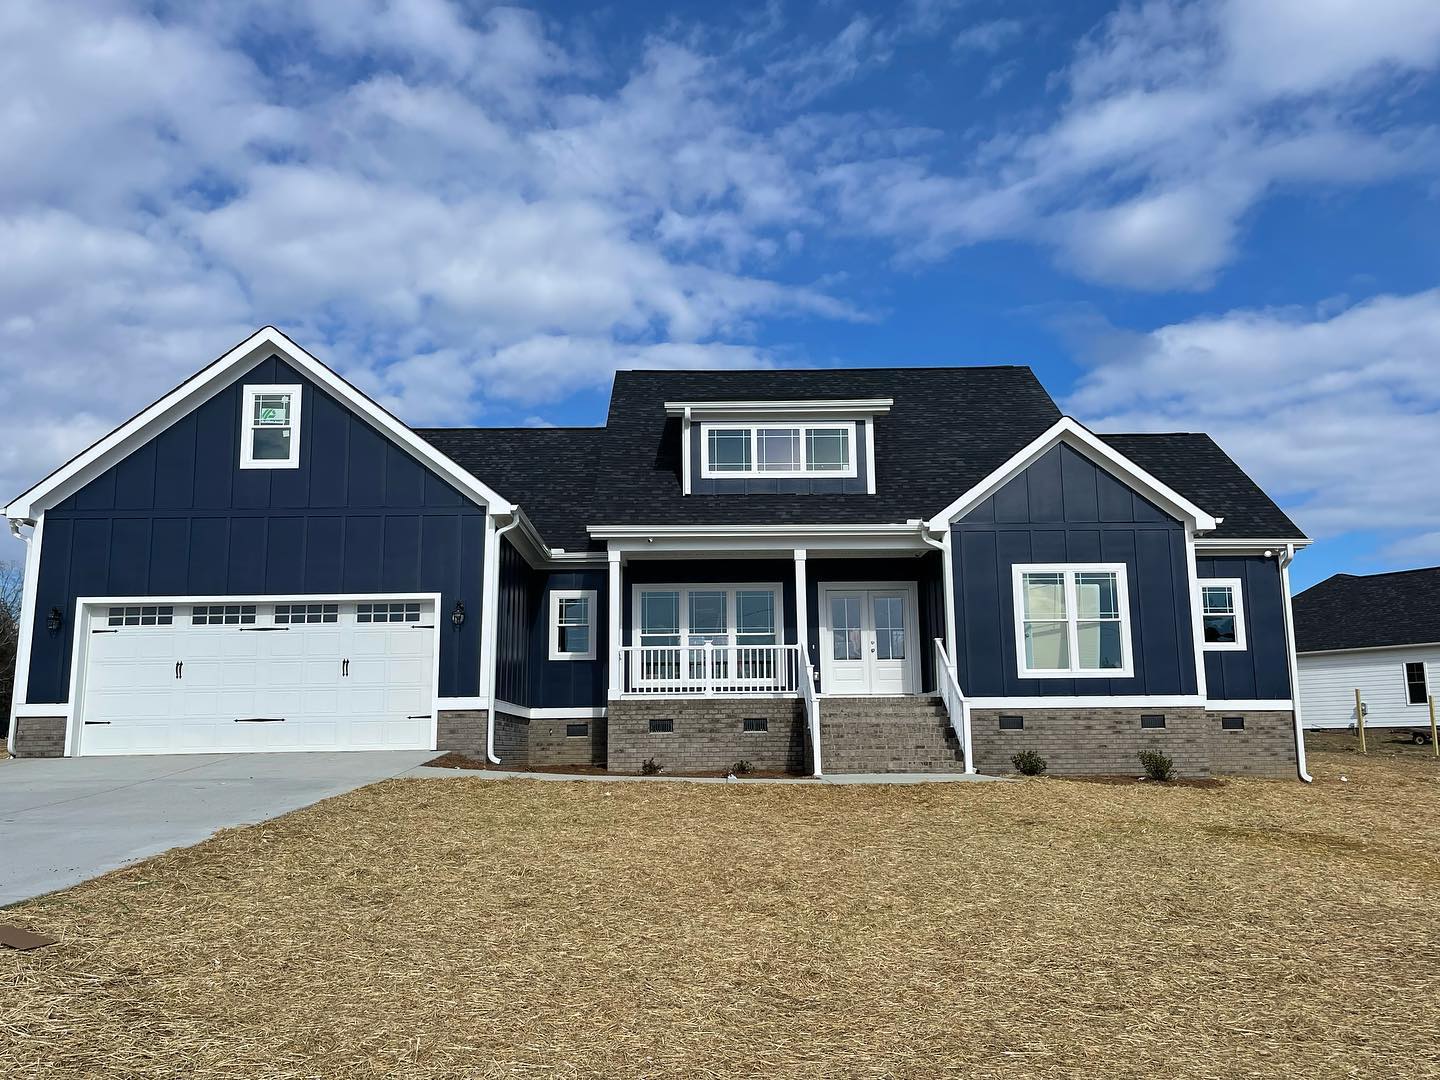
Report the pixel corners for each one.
[1277,543,1313,783]
[483,512,522,764]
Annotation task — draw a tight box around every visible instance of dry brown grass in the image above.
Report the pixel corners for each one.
[3,749,1439,1079]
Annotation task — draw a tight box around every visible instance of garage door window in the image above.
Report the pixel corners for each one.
[108,605,174,627]
[275,603,338,625]
[357,601,422,623]
[191,604,256,625]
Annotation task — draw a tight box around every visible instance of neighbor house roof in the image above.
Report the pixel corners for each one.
[1293,566,1440,653]
[416,367,1305,553]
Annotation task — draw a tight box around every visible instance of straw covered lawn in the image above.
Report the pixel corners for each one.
[3,748,1439,1079]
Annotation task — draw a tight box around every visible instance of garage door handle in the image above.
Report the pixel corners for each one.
[412,624,434,629]
[239,626,288,632]
[235,717,285,723]
[342,658,350,677]
[175,661,183,679]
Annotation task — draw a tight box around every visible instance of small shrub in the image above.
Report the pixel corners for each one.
[730,760,754,776]
[1011,749,1047,776]
[640,757,662,776]
[1138,748,1175,782]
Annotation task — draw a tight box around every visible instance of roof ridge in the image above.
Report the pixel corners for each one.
[614,364,1037,375]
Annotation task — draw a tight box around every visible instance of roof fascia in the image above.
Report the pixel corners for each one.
[926,416,1220,533]
[5,326,514,520]
[663,398,893,419]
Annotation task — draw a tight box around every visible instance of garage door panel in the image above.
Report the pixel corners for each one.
[78,599,436,756]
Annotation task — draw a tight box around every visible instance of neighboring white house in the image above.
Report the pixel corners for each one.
[1294,567,1439,731]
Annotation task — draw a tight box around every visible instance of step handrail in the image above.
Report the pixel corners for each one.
[934,638,976,775]
[800,656,823,777]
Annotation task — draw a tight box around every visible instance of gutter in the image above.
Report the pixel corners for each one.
[484,512,523,764]
[1277,542,1314,783]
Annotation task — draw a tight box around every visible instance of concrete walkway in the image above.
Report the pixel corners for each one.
[0,751,434,907]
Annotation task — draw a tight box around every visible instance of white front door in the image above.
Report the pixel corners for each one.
[819,583,920,695]
[76,598,437,756]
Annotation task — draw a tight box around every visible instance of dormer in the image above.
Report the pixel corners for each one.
[664,398,892,496]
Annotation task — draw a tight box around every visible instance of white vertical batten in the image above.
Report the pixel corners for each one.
[607,547,623,699]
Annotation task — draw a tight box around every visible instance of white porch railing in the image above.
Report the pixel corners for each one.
[800,655,823,777]
[934,638,975,775]
[621,643,804,696]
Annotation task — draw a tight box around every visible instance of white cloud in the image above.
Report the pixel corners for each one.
[1065,289,1440,556]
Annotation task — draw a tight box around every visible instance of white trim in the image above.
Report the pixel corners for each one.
[1195,538,1311,551]
[607,549,623,700]
[1011,563,1135,680]
[926,417,1219,533]
[7,514,43,751]
[699,420,859,480]
[590,523,921,539]
[864,418,877,495]
[1277,543,1312,782]
[4,326,514,521]
[548,589,598,661]
[664,398,893,418]
[66,592,443,758]
[437,697,488,711]
[493,700,608,720]
[969,696,1207,709]
[1204,700,1294,711]
[238,383,302,470]
[817,580,922,696]
[1199,577,1248,652]
[793,549,809,666]
[1298,640,1440,657]
[681,406,692,496]
[1184,527,1209,698]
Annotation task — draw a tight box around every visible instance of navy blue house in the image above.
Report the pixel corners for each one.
[6,327,1311,778]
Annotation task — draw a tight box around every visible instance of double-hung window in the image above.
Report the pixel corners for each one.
[549,590,597,660]
[240,384,302,469]
[1200,578,1246,650]
[700,422,857,479]
[633,583,782,684]
[1404,661,1430,706]
[1013,564,1133,678]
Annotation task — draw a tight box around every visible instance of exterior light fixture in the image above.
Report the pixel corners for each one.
[450,601,466,629]
[46,607,63,634]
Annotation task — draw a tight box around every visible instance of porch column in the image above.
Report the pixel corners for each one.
[607,548,623,699]
[793,548,809,672]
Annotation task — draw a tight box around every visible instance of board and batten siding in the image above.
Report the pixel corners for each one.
[1298,646,1439,729]
[949,442,1198,698]
[27,353,487,703]
[1196,555,1292,700]
[494,538,608,709]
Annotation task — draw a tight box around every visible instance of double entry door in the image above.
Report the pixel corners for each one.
[819,582,920,695]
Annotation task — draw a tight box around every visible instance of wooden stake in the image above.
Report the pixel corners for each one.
[1429,694,1437,759]
[1354,688,1367,754]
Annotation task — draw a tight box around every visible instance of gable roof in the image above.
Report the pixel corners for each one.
[4,327,514,521]
[1293,566,1440,653]
[1100,433,1305,541]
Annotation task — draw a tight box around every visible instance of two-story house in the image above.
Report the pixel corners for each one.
[5,327,1310,778]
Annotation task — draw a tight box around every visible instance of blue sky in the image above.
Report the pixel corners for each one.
[3,0,1440,589]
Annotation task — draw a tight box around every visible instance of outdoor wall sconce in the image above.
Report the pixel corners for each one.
[450,600,466,629]
[46,607,63,635]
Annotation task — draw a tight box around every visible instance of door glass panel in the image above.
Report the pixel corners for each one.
[874,595,906,660]
[831,595,863,661]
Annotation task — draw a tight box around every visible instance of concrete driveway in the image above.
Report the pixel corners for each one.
[0,751,436,907]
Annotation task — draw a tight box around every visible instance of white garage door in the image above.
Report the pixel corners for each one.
[76,599,437,756]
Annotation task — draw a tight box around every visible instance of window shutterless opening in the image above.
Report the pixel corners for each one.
[1140,714,1166,729]
[1404,661,1429,706]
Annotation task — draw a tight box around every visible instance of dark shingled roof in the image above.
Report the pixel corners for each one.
[1099,433,1306,541]
[1293,567,1440,653]
[416,367,1304,553]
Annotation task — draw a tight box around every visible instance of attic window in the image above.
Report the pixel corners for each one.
[700,421,856,479]
[240,385,301,469]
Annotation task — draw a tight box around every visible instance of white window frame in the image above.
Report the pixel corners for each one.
[1402,660,1430,707]
[549,589,598,661]
[629,583,783,647]
[240,384,302,470]
[1011,563,1134,679]
[698,421,859,480]
[1199,577,1247,652]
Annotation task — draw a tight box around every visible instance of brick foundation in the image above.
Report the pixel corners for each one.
[436,709,488,757]
[606,699,807,775]
[969,707,1299,778]
[11,716,67,758]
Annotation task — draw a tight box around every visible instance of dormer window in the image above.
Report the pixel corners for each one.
[700,422,857,479]
[240,384,301,469]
